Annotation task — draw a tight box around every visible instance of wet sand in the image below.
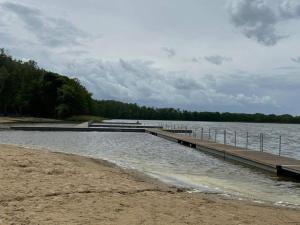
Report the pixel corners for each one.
[0,144,299,225]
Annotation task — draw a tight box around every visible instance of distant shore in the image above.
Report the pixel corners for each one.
[0,116,61,124]
[0,144,299,224]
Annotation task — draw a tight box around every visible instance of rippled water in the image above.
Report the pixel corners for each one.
[111,120,300,160]
[0,130,299,207]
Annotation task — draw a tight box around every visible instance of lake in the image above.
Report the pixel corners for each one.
[1,120,300,207]
[113,120,300,160]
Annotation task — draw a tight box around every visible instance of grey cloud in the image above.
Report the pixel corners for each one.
[279,0,300,19]
[1,2,88,47]
[0,31,14,44]
[191,57,200,63]
[204,55,232,65]
[208,72,300,101]
[161,47,176,58]
[274,66,300,70]
[190,56,232,65]
[291,57,300,63]
[228,0,286,46]
[172,77,203,90]
[62,58,277,111]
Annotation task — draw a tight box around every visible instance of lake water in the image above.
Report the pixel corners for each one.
[0,123,300,207]
[111,120,300,160]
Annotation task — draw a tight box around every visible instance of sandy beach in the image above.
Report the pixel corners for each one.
[0,144,299,225]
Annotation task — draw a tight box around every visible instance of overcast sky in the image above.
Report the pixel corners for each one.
[1,0,300,114]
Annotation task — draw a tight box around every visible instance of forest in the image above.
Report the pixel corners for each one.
[1,49,300,124]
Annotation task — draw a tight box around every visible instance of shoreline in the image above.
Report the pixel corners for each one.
[4,142,300,209]
[1,143,299,202]
[0,144,300,224]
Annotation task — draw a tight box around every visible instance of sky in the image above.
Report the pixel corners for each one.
[1,0,300,114]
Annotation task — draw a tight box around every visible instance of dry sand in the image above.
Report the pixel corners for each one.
[0,144,300,225]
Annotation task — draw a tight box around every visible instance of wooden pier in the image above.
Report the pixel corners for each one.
[162,129,192,134]
[146,128,300,179]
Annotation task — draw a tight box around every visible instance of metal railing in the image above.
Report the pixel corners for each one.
[158,123,284,156]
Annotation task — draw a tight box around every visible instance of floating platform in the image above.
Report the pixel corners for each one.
[90,123,162,128]
[146,128,300,180]
[9,126,146,132]
[101,121,141,125]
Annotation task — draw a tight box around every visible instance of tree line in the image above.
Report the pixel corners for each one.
[0,49,92,118]
[1,49,300,124]
[93,100,300,123]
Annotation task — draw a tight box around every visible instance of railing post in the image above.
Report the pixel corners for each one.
[208,128,211,140]
[279,135,282,156]
[259,133,264,152]
[246,132,248,150]
[201,128,203,141]
[224,129,226,144]
[215,130,217,142]
[259,133,261,151]
[234,131,237,147]
[262,133,264,152]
